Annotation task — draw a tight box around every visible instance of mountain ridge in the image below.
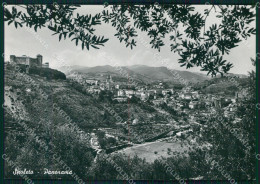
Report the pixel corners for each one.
[58,65,211,83]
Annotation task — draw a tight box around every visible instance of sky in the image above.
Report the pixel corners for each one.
[4,5,256,75]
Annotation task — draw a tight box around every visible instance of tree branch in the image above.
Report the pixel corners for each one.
[203,5,215,37]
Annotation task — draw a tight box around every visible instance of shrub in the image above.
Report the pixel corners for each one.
[29,67,66,80]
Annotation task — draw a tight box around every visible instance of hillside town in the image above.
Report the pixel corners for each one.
[68,72,248,154]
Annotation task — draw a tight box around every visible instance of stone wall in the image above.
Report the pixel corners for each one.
[10,55,43,67]
[12,57,28,65]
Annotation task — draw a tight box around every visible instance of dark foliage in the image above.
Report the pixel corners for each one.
[29,67,66,80]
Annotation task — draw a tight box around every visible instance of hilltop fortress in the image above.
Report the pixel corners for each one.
[10,54,49,68]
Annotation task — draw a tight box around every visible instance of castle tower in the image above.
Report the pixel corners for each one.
[10,55,16,63]
[36,54,43,67]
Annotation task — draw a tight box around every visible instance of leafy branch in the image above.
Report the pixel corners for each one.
[4,5,109,50]
[4,4,256,76]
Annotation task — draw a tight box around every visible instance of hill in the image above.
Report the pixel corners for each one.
[61,65,210,84]
[4,64,105,178]
[127,65,209,83]
[4,63,173,178]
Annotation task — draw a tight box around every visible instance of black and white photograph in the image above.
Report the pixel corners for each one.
[2,2,259,183]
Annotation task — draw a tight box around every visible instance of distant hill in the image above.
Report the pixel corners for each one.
[58,65,89,74]
[76,65,117,73]
[58,65,249,87]
[63,65,211,84]
[126,65,211,83]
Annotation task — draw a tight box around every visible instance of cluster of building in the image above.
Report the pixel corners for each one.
[82,75,245,112]
[80,74,248,152]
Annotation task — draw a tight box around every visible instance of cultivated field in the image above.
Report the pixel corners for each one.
[117,138,192,163]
